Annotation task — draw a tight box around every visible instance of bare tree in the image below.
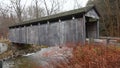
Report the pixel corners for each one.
[74,0,82,9]
[25,5,45,20]
[34,0,39,19]
[9,0,27,23]
[88,0,120,37]
[0,4,12,38]
[115,0,120,37]
[43,0,50,15]
[43,0,65,16]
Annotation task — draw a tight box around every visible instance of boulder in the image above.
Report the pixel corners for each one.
[0,43,8,54]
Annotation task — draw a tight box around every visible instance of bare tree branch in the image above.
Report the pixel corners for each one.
[9,0,27,23]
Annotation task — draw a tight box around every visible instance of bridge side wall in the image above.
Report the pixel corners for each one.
[9,18,86,46]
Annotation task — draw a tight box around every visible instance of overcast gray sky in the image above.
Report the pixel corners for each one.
[63,0,88,10]
[0,0,88,11]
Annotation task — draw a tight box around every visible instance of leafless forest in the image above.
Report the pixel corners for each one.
[88,0,120,37]
[0,0,81,38]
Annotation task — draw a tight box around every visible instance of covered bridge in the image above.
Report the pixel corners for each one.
[9,5,100,46]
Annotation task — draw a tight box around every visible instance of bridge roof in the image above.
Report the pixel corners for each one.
[9,5,99,28]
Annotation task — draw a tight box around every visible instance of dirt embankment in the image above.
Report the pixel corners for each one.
[0,39,42,60]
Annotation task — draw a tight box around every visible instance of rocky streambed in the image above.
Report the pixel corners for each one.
[1,46,73,68]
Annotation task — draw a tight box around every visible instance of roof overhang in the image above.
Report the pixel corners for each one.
[9,5,100,28]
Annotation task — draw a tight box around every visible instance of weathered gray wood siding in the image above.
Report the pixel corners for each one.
[38,24,47,45]
[85,9,99,19]
[16,28,20,43]
[61,18,85,44]
[20,27,27,43]
[47,22,60,46]
[8,29,13,42]
[46,18,85,46]
[12,29,17,42]
[85,9,99,38]
[26,25,39,44]
[9,17,86,46]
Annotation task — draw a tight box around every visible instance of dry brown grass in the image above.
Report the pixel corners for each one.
[43,43,120,68]
[0,39,11,45]
[116,39,120,43]
[0,50,13,59]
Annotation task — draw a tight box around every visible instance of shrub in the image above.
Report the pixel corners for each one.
[49,43,120,68]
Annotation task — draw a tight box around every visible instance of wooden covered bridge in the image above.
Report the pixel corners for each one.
[9,5,100,46]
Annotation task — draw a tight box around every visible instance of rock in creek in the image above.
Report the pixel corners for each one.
[0,43,8,54]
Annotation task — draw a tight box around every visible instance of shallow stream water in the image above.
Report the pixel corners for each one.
[1,48,50,68]
[1,46,72,68]
[2,54,38,68]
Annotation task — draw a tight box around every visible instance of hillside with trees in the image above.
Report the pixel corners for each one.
[87,0,120,37]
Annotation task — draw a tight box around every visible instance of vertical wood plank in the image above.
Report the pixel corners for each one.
[83,16,86,44]
[97,20,99,38]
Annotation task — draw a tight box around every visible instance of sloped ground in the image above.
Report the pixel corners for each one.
[29,46,73,68]
[0,39,73,68]
[1,39,120,68]
[3,46,73,68]
[15,43,120,68]
[0,39,12,60]
[0,39,42,60]
[48,44,120,68]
